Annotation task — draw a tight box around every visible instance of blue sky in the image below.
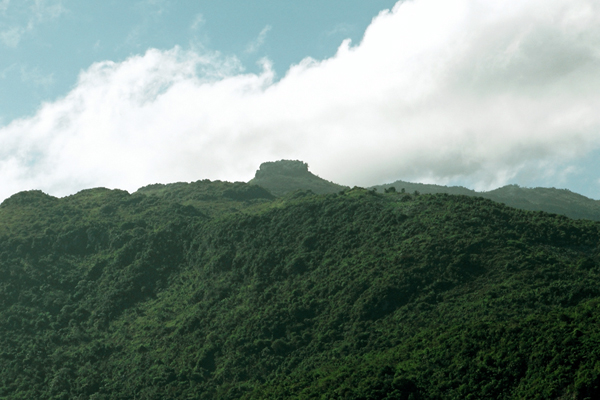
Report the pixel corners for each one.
[1,1,395,121]
[1,0,600,201]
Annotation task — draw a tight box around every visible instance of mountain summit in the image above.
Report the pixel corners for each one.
[248,160,347,196]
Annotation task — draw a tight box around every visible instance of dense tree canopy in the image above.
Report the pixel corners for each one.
[1,183,600,399]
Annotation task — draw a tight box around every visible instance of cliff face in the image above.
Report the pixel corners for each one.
[249,160,347,196]
[254,160,309,178]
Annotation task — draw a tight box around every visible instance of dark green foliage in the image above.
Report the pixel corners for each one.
[1,183,600,399]
[372,181,600,221]
[135,179,274,217]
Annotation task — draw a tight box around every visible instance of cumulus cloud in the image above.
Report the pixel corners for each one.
[1,0,600,201]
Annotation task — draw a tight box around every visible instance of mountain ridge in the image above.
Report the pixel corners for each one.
[371,180,600,221]
[242,159,600,221]
[3,159,598,222]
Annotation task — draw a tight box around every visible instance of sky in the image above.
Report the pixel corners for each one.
[1,0,600,201]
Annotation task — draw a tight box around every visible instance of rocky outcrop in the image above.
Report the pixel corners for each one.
[249,160,348,197]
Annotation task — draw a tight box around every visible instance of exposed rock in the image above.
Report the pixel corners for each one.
[249,160,348,197]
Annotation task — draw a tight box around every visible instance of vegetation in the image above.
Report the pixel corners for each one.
[248,159,600,220]
[372,181,600,221]
[248,160,347,196]
[1,179,600,399]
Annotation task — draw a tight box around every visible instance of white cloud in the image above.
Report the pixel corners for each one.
[2,0,600,201]
[30,0,65,21]
[190,13,205,31]
[0,0,65,47]
[325,23,354,37]
[0,63,54,88]
[245,25,271,54]
[0,0,9,14]
[20,65,54,87]
[136,0,167,15]
[122,25,144,49]
[0,26,23,47]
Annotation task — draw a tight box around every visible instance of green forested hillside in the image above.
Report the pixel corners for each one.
[246,159,600,221]
[372,181,600,221]
[1,183,600,399]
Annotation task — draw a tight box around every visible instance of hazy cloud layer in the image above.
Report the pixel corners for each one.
[0,0,10,14]
[245,25,272,54]
[0,0,65,47]
[1,0,600,200]
[190,13,205,31]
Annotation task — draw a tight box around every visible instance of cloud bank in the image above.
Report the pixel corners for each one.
[1,0,600,200]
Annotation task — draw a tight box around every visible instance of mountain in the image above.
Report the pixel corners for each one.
[483,185,600,220]
[371,180,478,197]
[2,180,600,399]
[248,159,347,196]
[372,181,600,221]
[248,160,600,221]
[134,179,275,217]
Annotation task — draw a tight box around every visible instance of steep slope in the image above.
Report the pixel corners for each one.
[248,160,347,196]
[484,184,600,220]
[1,187,600,399]
[374,181,600,221]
